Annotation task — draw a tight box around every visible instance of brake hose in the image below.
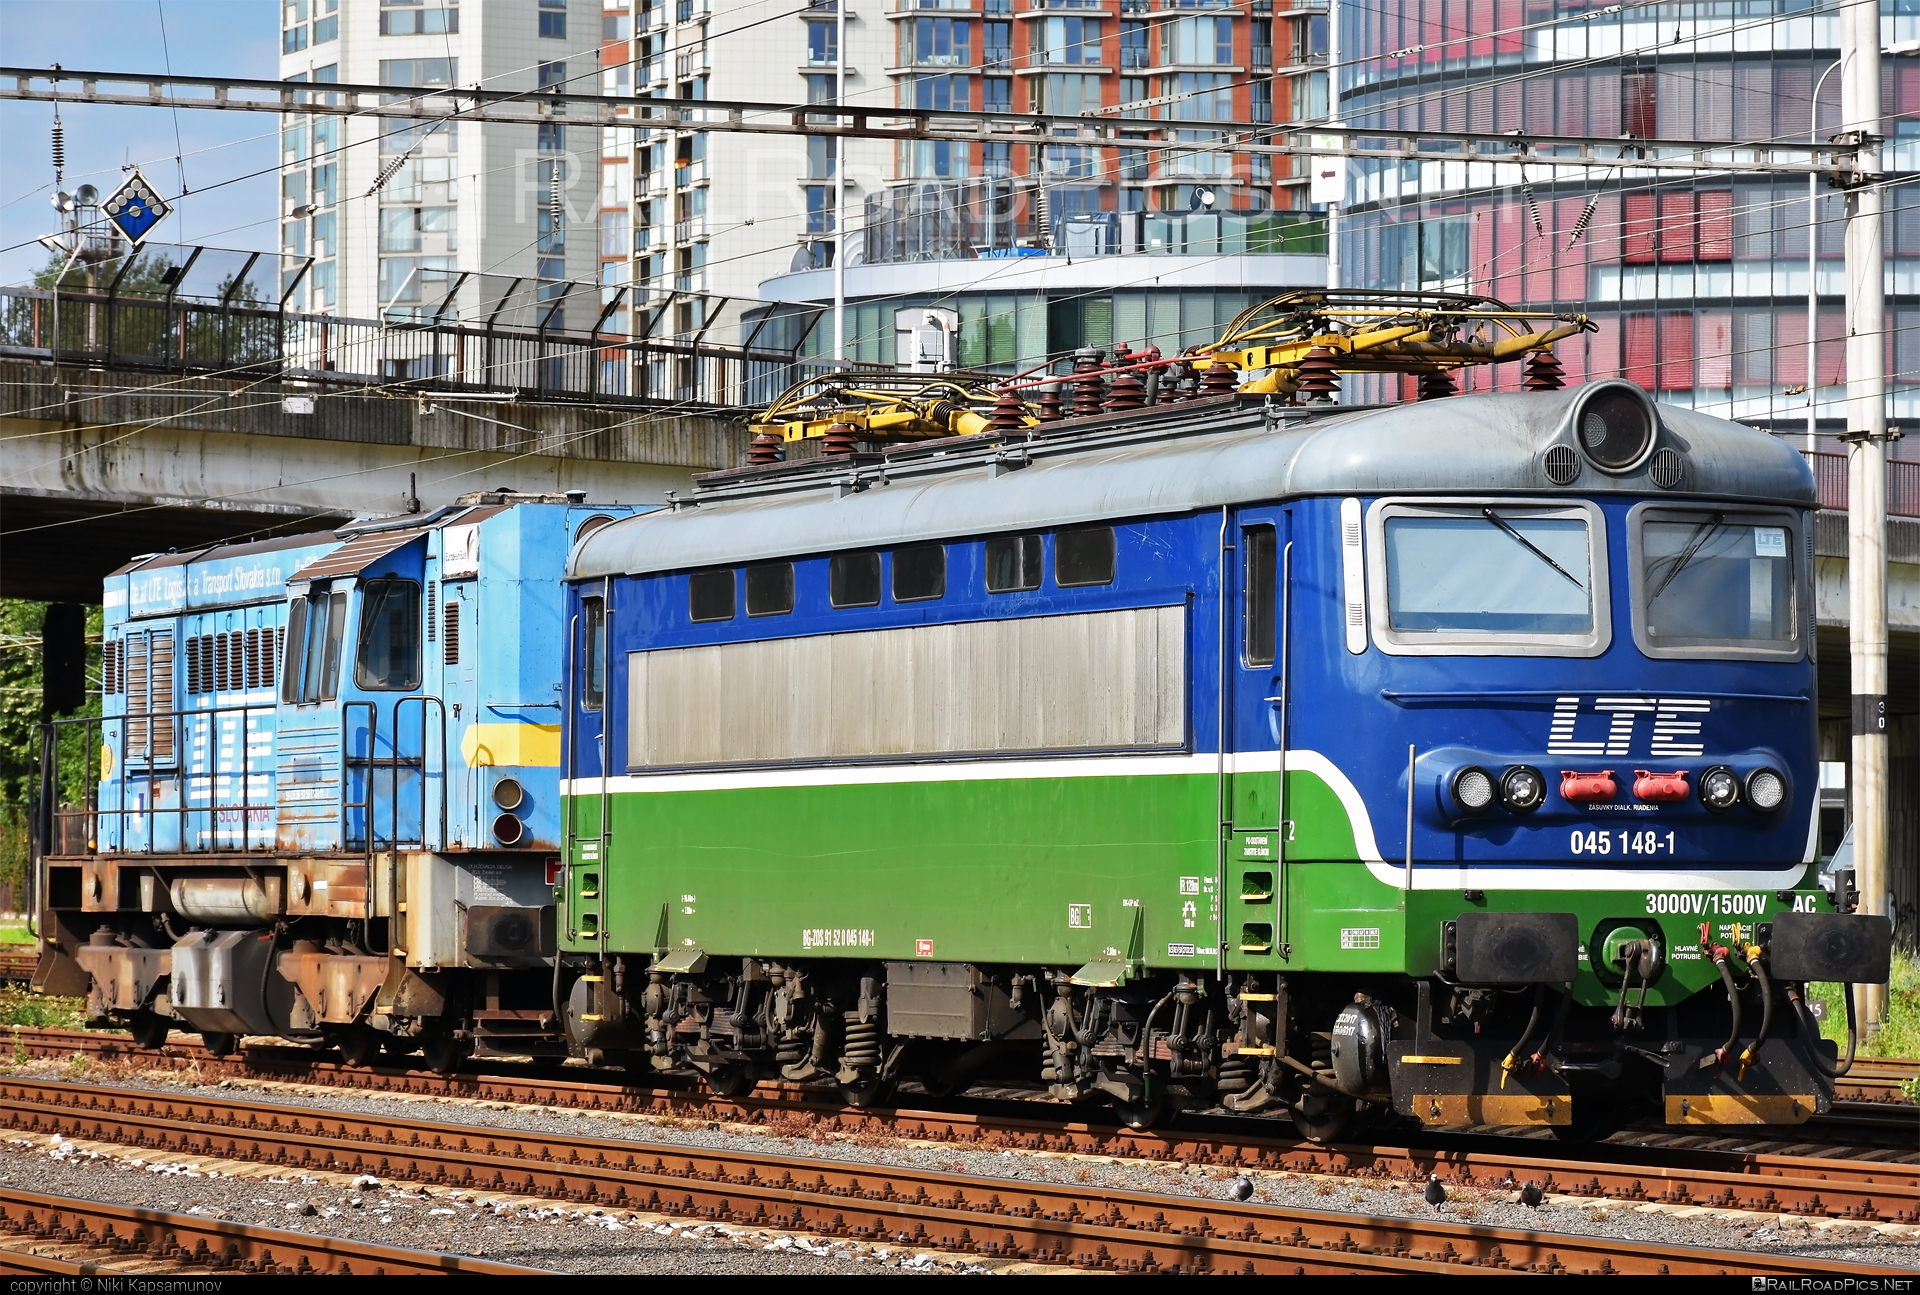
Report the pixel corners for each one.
[1736,946,1773,1082]
[1500,982,1548,1087]
[1787,981,1859,1078]
[1697,944,1742,1072]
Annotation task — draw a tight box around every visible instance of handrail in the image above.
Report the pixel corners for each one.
[390,695,448,852]
[35,701,279,859]
[339,701,377,863]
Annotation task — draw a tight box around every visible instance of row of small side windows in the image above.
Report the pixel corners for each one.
[689,528,1116,623]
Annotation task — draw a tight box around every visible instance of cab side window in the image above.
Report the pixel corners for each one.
[354,578,423,690]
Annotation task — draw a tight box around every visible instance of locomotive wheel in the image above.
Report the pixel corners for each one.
[128,1011,170,1050]
[422,1032,472,1075]
[200,1032,240,1059]
[335,1028,381,1068]
[1290,1092,1357,1144]
[705,1064,753,1098]
[838,1077,895,1108]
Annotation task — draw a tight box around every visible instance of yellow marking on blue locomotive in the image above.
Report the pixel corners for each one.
[461,722,561,767]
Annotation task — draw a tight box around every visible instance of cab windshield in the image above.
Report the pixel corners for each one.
[1637,515,1797,655]
[1384,513,1593,634]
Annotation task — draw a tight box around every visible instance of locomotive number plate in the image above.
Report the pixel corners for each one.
[1569,828,1675,856]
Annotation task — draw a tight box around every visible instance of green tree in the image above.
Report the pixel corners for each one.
[0,600,102,900]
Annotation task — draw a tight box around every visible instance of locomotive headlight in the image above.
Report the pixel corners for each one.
[1745,767,1787,812]
[1500,765,1546,813]
[1451,766,1496,814]
[1575,386,1655,472]
[1699,765,1741,813]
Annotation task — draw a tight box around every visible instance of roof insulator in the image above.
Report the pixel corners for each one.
[1105,343,1145,412]
[1524,349,1567,392]
[1201,359,1239,399]
[1294,348,1340,404]
[1417,370,1458,400]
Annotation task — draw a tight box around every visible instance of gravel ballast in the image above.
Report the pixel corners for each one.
[1,1054,1914,1272]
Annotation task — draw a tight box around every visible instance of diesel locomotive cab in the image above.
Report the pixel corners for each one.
[554,342,1883,1138]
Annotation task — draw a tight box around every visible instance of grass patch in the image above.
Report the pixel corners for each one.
[0,986,88,1029]
[0,920,33,945]
[1809,950,1920,1060]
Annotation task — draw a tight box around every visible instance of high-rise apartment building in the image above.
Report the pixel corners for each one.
[599,0,1333,372]
[277,0,601,328]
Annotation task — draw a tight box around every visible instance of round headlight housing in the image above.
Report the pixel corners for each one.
[492,813,526,845]
[1699,765,1741,813]
[1500,764,1546,813]
[1451,766,1496,814]
[493,777,525,811]
[1745,767,1787,813]
[1576,387,1655,471]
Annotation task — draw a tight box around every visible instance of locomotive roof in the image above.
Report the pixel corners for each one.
[569,381,1817,581]
[107,526,342,576]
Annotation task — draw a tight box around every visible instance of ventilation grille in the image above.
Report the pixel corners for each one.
[427,580,437,643]
[1649,446,1684,489]
[1543,444,1581,485]
[103,640,121,696]
[444,600,461,665]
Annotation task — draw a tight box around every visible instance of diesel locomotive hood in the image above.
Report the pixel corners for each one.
[570,381,1816,580]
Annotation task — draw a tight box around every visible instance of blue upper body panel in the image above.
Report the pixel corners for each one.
[99,500,647,859]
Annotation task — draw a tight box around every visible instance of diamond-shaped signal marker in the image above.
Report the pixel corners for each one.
[102,171,171,244]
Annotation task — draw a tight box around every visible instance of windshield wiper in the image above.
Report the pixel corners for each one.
[1480,506,1584,589]
[1649,512,1725,599]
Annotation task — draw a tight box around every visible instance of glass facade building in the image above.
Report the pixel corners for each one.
[1332,0,1920,444]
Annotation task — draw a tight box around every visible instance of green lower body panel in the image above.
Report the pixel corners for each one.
[562,758,1819,1008]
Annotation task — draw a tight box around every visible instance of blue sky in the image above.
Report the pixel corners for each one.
[0,0,279,285]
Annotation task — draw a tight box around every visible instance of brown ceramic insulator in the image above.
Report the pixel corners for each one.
[1294,346,1341,403]
[1523,348,1567,391]
[1417,370,1458,400]
[1200,360,1239,398]
[1071,347,1106,418]
[1036,385,1065,422]
[1105,345,1146,412]
[989,387,1028,431]
[821,421,859,456]
[748,432,785,464]
[1161,360,1190,403]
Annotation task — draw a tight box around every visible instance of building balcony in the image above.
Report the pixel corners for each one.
[674,270,707,293]
[676,50,710,78]
[675,217,710,243]
[676,159,710,186]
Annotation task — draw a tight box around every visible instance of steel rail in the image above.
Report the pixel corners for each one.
[0,951,36,983]
[0,1078,1902,1276]
[0,1187,548,1276]
[6,1027,1914,1224]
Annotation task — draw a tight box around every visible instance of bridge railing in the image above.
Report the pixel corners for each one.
[0,284,840,409]
[1802,450,1920,518]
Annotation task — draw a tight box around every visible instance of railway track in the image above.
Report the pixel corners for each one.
[6,1026,1914,1227]
[0,1076,1904,1276]
[0,1187,547,1275]
[0,950,37,983]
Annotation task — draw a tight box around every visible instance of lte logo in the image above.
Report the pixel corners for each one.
[1548,695,1710,758]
